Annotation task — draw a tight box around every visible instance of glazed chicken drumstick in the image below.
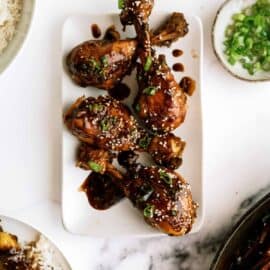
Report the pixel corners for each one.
[120,0,189,133]
[117,151,197,236]
[64,95,185,169]
[81,150,197,236]
[66,11,188,90]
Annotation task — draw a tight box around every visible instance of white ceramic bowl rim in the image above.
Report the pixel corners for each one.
[0,0,35,74]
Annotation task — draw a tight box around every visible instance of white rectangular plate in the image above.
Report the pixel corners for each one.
[62,12,204,237]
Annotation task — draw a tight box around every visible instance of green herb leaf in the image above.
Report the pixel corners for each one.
[89,103,104,112]
[139,135,151,149]
[143,204,155,218]
[144,56,152,71]
[118,0,125,9]
[171,210,178,216]
[89,59,101,71]
[135,103,140,112]
[101,56,109,67]
[88,161,103,173]
[100,119,110,131]
[143,86,157,96]
[159,169,173,186]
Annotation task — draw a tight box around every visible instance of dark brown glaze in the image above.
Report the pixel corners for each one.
[66,39,137,90]
[173,63,184,72]
[91,24,102,39]
[126,6,188,133]
[120,0,154,27]
[0,258,31,270]
[81,172,124,210]
[148,133,186,170]
[108,83,131,101]
[116,161,197,236]
[64,96,141,151]
[134,53,188,133]
[64,96,185,169]
[151,12,189,47]
[103,25,121,41]
[179,76,196,96]
[172,49,183,57]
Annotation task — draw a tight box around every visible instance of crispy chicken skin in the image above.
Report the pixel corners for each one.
[151,12,189,47]
[148,133,186,169]
[66,12,189,91]
[120,0,154,27]
[134,54,188,133]
[117,152,197,236]
[66,39,137,90]
[64,96,185,169]
[122,5,188,133]
[64,96,141,151]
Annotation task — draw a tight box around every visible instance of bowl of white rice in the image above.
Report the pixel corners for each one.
[0,0,35,74]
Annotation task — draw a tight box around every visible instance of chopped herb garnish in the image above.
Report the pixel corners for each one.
[100,117,117,131]
[89,103,104,112]
[171,210,178,216]
[135,103,140,112]
[144,56,152,71]
[89,59,101,71]
[159,169,173,185]
[118,0,125,9]
[143,86,157,96]
[101,56,109,67]
[143,204,155,218]
[100,119,110,131]
[139,135,151,149]
[224,0,270,75]
[88,161,103,173]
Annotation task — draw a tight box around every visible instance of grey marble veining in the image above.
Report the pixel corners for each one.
[93,185,269,270]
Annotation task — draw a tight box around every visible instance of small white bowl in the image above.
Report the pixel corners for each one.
[212,0,270,81]
[0,0,35,74]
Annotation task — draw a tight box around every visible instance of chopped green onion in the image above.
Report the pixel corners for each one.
[100,119,110,131]
[143,86,157,96]
[139,135,151,149]
[89,103,104,112]
[135,103,140,112]
[159,169,173,186]
[101,56,109,67]
[171,210,178,216]
[89,59,101,71]
[223,0,270,75]
[143,204,155,218]
[118,0,125,9]
[88,161,103,173]
[144,56,152,71]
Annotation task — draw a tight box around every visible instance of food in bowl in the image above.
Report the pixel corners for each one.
[0,228,63,270]
[0,0,22,55]
[224,0,270,75]
[229,213,270,269]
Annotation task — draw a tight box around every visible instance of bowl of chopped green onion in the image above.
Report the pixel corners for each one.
[213,0,270,81]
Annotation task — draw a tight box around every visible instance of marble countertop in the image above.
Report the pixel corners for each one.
[0,0,269,269]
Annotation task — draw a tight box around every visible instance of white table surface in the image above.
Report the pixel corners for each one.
[0,0,270,269]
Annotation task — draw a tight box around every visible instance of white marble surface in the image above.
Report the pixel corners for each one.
[0,0,270,269]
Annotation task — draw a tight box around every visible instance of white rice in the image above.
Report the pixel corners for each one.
[0,0,22,54]
[22,235,64,270]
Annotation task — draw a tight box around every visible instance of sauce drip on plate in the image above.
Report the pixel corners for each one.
[173,63,184,72]
[91,24,102,38]
[109,83,131,101]
[172,49,183,57]
[179,76,196,96]
[81,172,124,210]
